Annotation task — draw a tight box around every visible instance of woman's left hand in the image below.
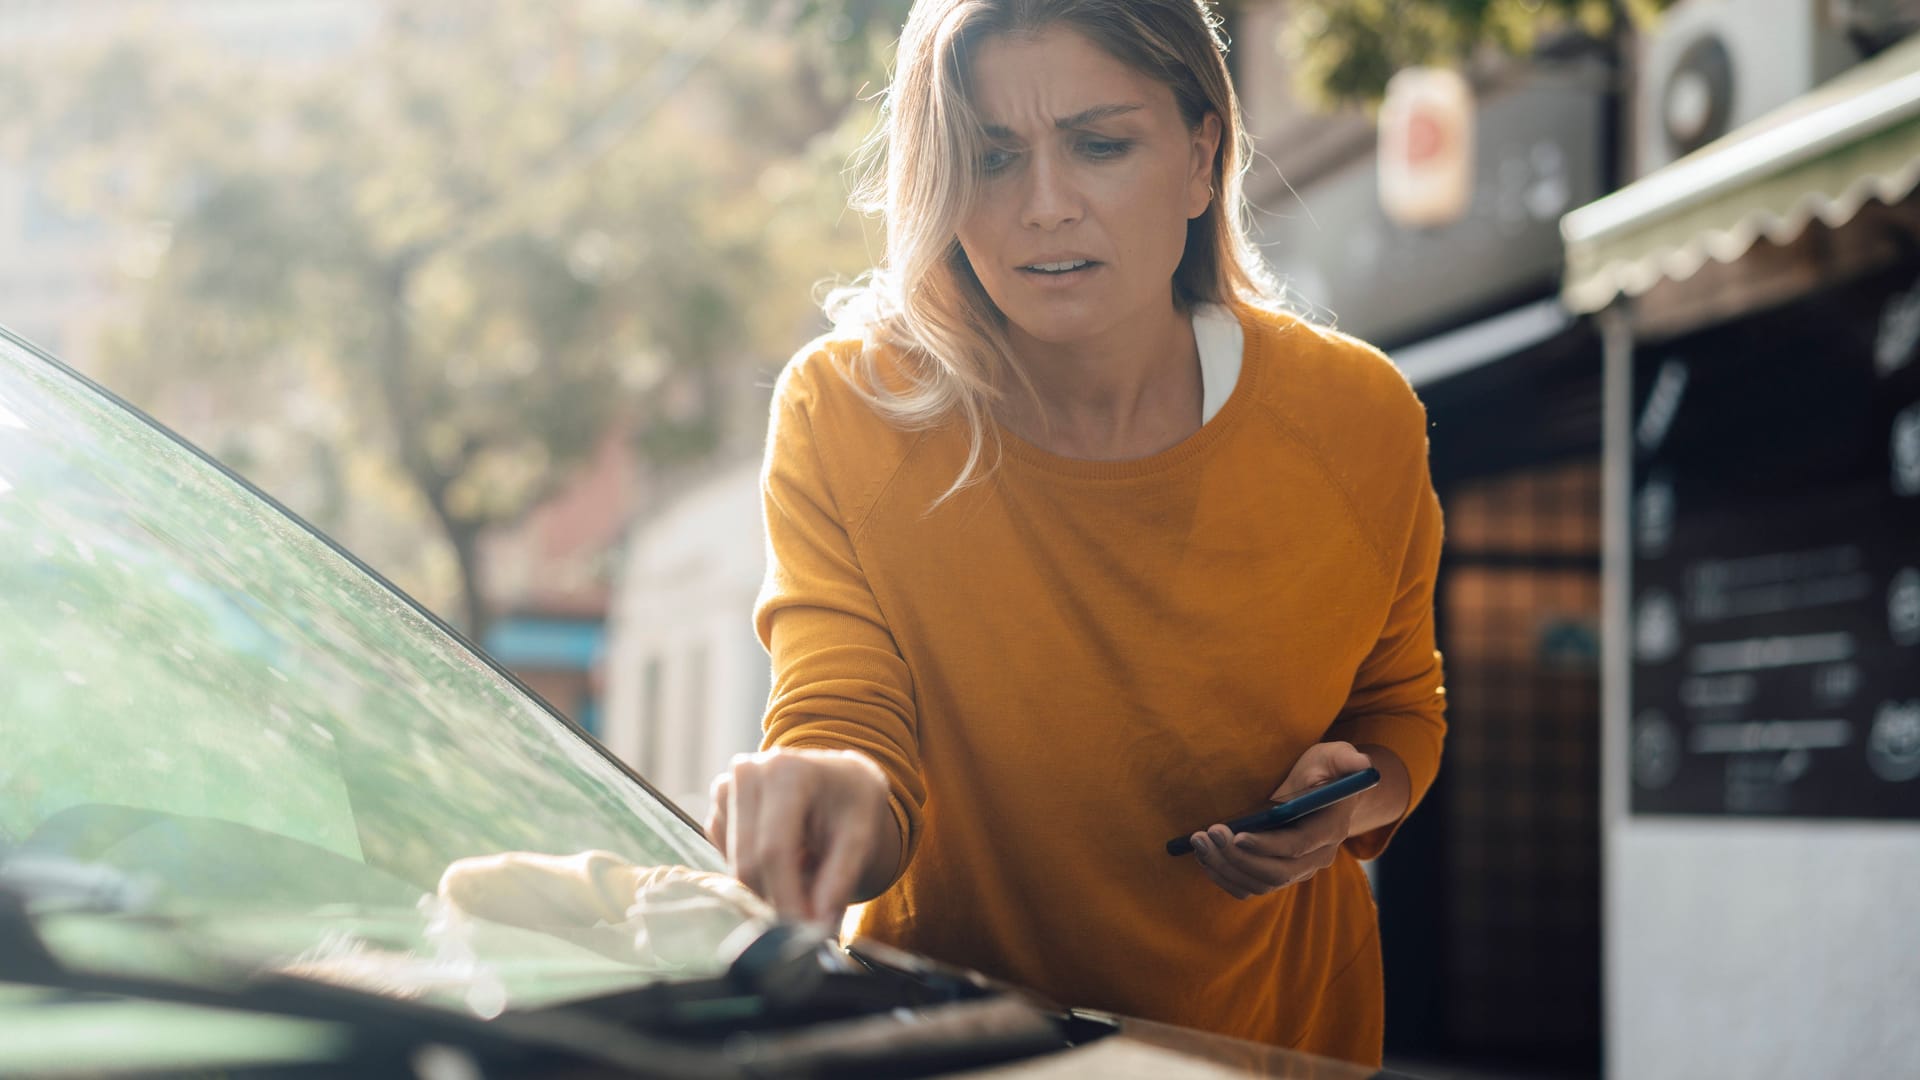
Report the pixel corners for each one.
[1187,741,1377,901]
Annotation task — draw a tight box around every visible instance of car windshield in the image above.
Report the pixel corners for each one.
[0,328,756,1016]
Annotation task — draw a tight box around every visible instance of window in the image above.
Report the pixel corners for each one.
[641,654,664,775]
[681,642,710,785]
[0,330,740,1013]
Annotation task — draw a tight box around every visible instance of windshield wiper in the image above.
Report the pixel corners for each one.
[552,921,957,1036]
[546,922,1075,1076]
[0,851,156,914]
[0,877,62,981]
[0,850,161,981]
[0,855,741,1078]
[0,858,1076,1078]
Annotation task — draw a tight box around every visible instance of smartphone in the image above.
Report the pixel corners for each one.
[1165,767,1381,856]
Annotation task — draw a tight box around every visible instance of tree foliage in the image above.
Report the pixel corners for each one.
[4,1,877,637]
[756,0,1669,110]
[1284,0,1673,107]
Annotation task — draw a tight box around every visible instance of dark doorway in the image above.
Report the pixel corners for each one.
[1379,327,1605,1076]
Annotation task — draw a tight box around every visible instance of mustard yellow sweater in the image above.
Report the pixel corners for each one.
[754,303,1447,1064]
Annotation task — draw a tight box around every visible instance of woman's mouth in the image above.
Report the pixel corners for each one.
[1019,259,1100,281]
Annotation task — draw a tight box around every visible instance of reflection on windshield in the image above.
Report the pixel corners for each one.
[0,331,735,1011]
[276,851,771,1016]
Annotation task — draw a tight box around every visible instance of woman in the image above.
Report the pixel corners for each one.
[707,0,1446,1065]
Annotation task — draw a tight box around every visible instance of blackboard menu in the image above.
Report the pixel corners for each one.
[1629,260,1920,818]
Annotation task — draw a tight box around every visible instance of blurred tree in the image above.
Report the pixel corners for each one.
[2,1,875,640]
[742,0,1672,109]
[1283,0,1674,108]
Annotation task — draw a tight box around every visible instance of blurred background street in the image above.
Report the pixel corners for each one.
[4,1,1918,1077]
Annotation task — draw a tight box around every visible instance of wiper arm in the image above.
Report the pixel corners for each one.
[0,858,744,1078]
[539,922,1070,1079]
[2,862,1073,1079]
[0,881,62,981]
[0,851,155,914]
[0,851,155,980]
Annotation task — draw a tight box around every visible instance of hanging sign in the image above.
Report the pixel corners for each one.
[1628,260,1920,819]
[1379,66,1475,229]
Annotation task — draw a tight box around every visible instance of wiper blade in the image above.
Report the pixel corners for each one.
[2,866,1074,1079]
[0,869,743,1078]
[0,852,155,915]
[547,922,1075,1077]
[3,946,744,1078]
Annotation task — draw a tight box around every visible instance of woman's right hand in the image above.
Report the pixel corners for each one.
[706,747,899,926]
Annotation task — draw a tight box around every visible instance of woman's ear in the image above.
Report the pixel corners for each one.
[1188,111,1223,220]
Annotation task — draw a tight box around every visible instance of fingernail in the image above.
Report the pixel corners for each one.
[1233,835,1254,850]
[1191,834,1208,854]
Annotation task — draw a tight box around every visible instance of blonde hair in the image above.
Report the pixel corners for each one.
[824,0,1282,504]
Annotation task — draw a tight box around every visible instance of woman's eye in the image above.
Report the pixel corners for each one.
[981,148,1016,175]
[1081,138,1133,160]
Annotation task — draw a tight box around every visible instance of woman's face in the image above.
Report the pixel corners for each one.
[955,26,1219,350]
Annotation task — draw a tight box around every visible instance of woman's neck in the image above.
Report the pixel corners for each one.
[996,303,1203,462]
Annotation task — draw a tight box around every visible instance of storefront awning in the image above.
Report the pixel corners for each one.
[484,615,606,670]
[1562,34,1920,314]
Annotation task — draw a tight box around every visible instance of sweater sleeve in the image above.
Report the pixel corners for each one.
[752,368,927,886]
[1325,453,1448,861]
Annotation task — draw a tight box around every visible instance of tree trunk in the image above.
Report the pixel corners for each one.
[443,518,490,647]
[372,254,490,645]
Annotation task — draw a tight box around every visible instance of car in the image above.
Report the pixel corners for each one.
[0,323,1411,1078]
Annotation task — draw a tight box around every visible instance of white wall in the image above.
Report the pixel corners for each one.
[1600,314,1920,1080]
[1605,821,1920,1077]
[604,461,769,823]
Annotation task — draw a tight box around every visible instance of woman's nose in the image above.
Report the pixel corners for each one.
[1019,153,1083,231]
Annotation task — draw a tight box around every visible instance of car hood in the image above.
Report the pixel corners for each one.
[0,980,1407,1080]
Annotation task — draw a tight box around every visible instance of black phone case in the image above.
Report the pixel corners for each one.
[1165,767,1382,856]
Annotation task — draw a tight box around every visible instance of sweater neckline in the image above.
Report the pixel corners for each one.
[994,304,1263,481]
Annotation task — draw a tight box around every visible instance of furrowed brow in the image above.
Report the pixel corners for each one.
[1055,103,1144,129]
[981,103,1145,139]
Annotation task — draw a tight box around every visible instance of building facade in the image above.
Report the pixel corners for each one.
[1563,15,1920,1077]
[602,460,766,819]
